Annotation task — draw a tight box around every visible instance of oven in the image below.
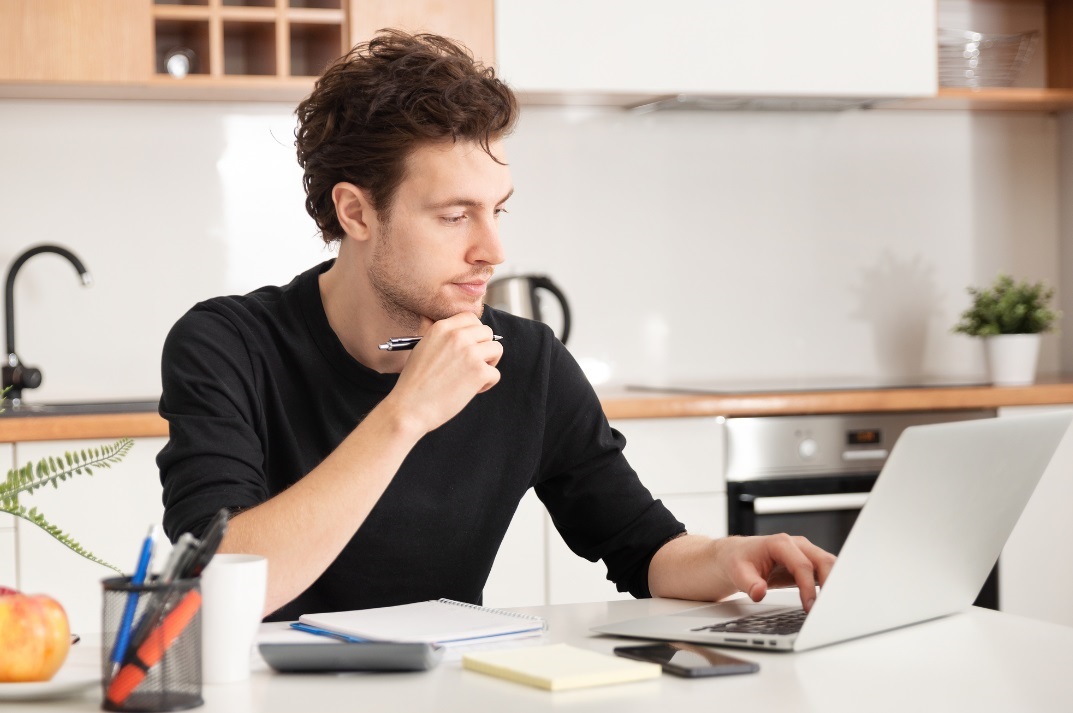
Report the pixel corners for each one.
[724,409,1001,609]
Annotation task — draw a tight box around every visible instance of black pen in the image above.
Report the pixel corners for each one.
[378,335,504,351]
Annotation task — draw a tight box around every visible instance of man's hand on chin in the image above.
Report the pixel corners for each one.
[385,313,504,435]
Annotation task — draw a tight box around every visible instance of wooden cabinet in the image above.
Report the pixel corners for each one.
[12,437,168,634]
[349,0,494,67]
[0,0,151,83]
[149,1,347,84]
[4,1,1073,111]
[0,1,493,101]
[896,0,1073,111]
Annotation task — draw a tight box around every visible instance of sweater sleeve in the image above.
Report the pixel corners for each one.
[533,341,685,598]
[156,305,270,542]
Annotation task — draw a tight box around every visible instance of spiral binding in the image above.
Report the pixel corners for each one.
[437,599,548,630]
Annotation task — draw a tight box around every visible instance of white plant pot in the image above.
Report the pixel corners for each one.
[984,334,1042,386]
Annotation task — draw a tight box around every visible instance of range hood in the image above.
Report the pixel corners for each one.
[628,94,882,113]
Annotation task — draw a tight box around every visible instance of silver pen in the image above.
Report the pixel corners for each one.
[378,335,504,351]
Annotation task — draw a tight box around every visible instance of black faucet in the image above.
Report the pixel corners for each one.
[3,245,92,405]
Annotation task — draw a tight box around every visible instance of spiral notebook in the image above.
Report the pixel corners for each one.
[297,599,547,645]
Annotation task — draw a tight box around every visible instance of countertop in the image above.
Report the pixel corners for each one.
[601,375,1073,419]
[3,377,1073,442]
[23,592,1073,712]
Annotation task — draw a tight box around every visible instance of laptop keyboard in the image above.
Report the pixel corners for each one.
[691,609,807,636]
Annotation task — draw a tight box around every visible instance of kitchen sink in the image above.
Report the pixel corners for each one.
[0,400,160,417]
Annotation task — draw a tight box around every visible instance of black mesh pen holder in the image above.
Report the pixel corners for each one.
[101,576,203,712]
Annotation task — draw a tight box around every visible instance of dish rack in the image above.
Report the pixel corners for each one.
[938,28,1039,88]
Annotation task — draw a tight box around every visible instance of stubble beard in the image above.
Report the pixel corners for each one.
[368,223,486,333]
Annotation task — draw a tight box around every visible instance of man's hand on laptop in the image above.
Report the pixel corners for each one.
[716,534,836,612]
[649,533,836,612]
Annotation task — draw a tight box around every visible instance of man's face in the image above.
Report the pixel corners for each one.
[367,140,513,330]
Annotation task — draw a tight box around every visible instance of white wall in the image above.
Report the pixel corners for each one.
[0,100,330,403]
[502,107,1060,387]
[0,100,1062,400]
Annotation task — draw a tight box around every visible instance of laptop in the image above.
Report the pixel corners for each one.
[592,410,1073,652]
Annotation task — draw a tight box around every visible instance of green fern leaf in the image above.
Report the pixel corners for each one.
[0,438,134,572]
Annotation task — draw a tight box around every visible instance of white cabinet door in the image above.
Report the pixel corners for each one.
[545,416,726,604]
[0,443,15,588]
[546,493,728,605]
[998,406,1073,628]
[496,0,937,99]
[13,437,168,634]
[612,417,725,495]
[483,490,547,608]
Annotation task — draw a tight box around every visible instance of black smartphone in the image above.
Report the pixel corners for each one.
[613,642,759,678]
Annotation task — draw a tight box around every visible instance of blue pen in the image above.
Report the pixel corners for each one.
[290,622,368,643]
[110,525,158,672]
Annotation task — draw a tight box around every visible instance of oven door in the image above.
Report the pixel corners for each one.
[727,474,876,556]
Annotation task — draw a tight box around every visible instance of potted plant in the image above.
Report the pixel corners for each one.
[953,274,1060,386]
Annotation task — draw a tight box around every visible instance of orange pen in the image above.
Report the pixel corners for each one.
[105,589,202,707]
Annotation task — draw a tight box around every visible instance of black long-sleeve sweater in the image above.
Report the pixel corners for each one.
[157,260,684,622]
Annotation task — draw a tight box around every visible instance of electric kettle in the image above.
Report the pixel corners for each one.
[485,274,572,344]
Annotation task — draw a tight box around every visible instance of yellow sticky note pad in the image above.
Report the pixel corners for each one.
[462,643,661,691]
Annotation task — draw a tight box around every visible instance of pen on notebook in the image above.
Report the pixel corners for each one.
[289,622,369,643]
[110,525,158,673]
[378,335,504,351]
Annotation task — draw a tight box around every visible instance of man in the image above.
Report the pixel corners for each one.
[158,30,834,621]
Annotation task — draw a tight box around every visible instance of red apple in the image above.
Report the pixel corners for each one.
[0,591,71,682]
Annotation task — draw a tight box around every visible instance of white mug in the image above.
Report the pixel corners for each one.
[199,553,268,684]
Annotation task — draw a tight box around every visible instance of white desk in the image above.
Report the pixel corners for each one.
[26,592,1073,712]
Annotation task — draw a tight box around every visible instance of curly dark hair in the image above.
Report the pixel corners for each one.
[294,29,519,243]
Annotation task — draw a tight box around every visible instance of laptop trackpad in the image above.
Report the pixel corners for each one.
[671,600,798,622]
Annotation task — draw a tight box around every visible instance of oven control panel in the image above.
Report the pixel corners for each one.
[724,409,995,481]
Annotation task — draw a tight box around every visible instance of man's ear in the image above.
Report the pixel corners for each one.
[333,182,376,242]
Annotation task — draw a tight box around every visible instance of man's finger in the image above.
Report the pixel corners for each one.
[766,535,820,611]
[796,537,837,588]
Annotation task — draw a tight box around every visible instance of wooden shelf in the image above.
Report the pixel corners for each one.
[152,0,347,82]
[879,86,1073,112]
[0,0,494,101]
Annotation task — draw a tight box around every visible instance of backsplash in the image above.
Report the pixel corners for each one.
[0,99,1064,401]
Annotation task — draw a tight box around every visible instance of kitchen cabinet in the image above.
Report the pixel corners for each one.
[546,417,727,605]
[0,0,151,84]
[486,417,727,608]
[495,0,937,105]
[0,445,15,589]
[348,0,494,67]
[482,491,546,608]
[905,0,1073,111]
[997,405,1073,628]
[12,437,168,634]
[149,1,347,82]
[0,1,492,101]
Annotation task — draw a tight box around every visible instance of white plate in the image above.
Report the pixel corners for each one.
[0,665,100,701]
